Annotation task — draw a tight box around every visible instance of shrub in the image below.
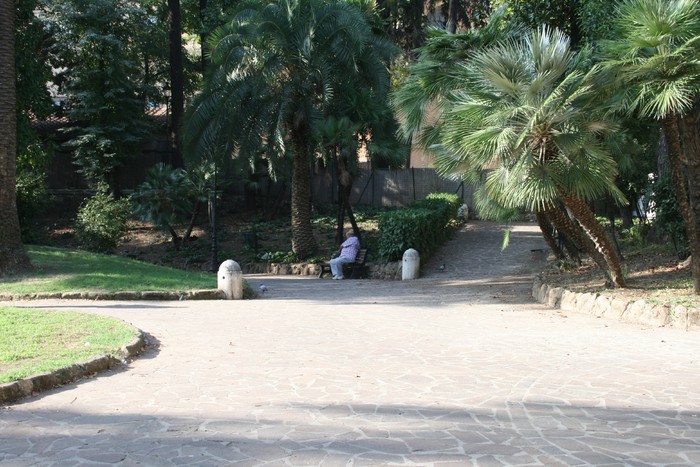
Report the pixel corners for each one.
[378,193,462,261]
[132,163,214,249]
[75,185,131,253]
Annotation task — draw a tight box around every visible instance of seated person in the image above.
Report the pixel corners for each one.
[330,230,360,280]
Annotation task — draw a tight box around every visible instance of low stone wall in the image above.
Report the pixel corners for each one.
[532,276,700,331]
[244,262,322,276]
[0,332,147,404]
[244,261,404,280]
[369,261,402,280]
[0,289,225,301]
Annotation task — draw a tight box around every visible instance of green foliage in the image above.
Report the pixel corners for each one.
[0,245,215,294]
[378,193,460,261]
[185,0,398,166]
[378,208,432,261]
[185,0,398,257]
[578,0,621,42]
[647,176,688,256]
[258,251,299,264]
[132,164,193,230]
[132,163,215,246]
[430,28,623,212]
[48,0,153,187]
[600,0,700,120]
[75,185,131,253]
[421,192,461,221]
[242,280,258,299]
[15,0,54,244]
[490,0,623,46]
[392,7,521,149]
[491,0,579,38]
[15,0,53,173]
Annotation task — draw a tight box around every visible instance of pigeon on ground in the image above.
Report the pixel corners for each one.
[436,263,446,272]
[259,284,268,294]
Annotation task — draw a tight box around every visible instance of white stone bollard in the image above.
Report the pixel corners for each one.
[402,248,420,280]
[218,260,243,299]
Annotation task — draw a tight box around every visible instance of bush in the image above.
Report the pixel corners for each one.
[378,193,462,261]
[414,192,461,225]
[132,163,213,248]
[75,185,131,253]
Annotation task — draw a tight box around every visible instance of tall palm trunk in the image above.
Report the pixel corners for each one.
[536,210,566,260]
[663,115,700,293]
[168,0,184,168]
[543,203,608,272]
[561,195,625,288]
[334,153,360,246]
[678,111,700,292]
[0,0,31,276]
[290,134,318,259]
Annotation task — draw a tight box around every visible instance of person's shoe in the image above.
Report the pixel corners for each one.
[334,275,344,280]
[332,275,339,279]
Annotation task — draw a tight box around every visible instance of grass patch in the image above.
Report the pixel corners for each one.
[0,306,139,384]
[0,245,215,295]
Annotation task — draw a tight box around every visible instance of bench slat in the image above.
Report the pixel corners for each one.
[318,248,368,279]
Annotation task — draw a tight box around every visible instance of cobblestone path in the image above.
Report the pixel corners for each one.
[1,222,699,466]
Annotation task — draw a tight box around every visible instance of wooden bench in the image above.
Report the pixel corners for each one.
[318,248,369,279]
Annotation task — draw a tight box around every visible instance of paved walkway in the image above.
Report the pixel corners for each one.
[2,221,700,466]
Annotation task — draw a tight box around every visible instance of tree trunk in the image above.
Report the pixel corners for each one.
[446,0,458,33]
[334,152,361,246]
[290,136,318,259]
[183,199,202,242]
[536,210,566,260]
[543,203,607,275]
[168,0,184,168]
[167,223,181,250]
[663,115,700,293]
[539,207,582,264]
[679,110,700,293]
[561,195,626,288]
[0,0,31,276]
[341,187,360,244]
[199,0,209,70]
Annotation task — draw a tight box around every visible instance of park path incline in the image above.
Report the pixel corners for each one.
[2,221,699,466]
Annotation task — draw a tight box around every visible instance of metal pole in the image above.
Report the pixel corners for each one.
[209,165,218,273]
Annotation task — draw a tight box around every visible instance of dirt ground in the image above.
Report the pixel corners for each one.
[537,246,697,309]
[42,208,697,310]
[44,204,371,273]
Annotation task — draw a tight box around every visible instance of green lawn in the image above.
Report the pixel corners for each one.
[0,306,139,384]
[0,245,215,295]
[0,246,217,387]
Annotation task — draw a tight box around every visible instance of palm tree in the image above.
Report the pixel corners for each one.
[392,6,522,153]
[185,0,395,259]
[416,28,627,286]
[0,0,32,276]
[600,0,700,292]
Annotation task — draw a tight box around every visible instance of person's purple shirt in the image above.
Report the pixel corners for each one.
[339,235,360,261]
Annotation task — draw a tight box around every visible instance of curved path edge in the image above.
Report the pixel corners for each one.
[0,331,147,405]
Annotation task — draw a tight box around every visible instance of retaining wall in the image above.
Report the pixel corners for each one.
[532,276,700,331]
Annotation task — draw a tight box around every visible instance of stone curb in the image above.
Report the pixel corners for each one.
[0,332,147,405]
[532,276,700,331]
[0,289,225,302]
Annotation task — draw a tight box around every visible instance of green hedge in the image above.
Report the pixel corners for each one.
[378,193,461,261]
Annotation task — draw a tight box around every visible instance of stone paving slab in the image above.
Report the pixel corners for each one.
[1,222,699,466]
